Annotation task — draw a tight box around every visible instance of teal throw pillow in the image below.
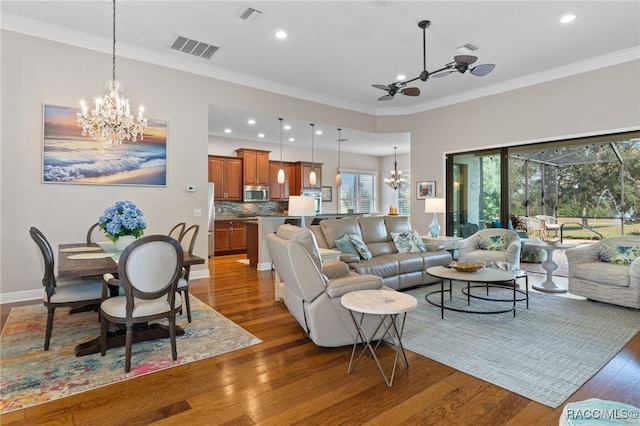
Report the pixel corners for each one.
[391,230,427,254]
[478,234,509,251]
[598,243,640,265]
[335,234,358,255]
[348,234,372,260]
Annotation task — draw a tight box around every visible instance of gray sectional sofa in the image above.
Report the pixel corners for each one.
[309,216,452,290]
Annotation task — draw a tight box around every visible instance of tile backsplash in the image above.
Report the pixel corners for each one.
[215,201,288,218]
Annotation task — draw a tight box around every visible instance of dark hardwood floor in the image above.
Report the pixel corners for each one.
[1,254,639,425]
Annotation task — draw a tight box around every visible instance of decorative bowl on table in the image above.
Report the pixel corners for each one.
[449,261,486,273]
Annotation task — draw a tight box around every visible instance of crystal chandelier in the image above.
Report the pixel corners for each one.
[384,147,407,190]
[77,0,147,145]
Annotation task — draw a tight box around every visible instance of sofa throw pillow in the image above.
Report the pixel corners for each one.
[335,234,359,254]
[391,230,427,254]
[478,234,509,251]
[348,234,372,260]
[598,243,640,265]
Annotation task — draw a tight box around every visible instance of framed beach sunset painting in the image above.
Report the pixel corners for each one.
[42,104,167,186]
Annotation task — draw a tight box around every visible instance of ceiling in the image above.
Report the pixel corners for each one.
[2,1,639,156]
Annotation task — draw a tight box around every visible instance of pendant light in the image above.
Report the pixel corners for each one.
[384,147,407,190]
[335,128,342,186]
[309,123,317,186]
[277,118,285,184]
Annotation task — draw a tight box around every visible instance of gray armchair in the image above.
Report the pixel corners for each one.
[457,229,521,270]
[266,224,389,347]
[566,236,640,309]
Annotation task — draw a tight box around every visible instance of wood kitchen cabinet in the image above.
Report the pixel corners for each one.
[269,160,295,200]
[214,220,247,255]
[208,155,243,200]
[235,148,270,186]
[293,161,323,193]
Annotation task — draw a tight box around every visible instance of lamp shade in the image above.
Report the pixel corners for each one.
[288,196,316,217]
[424,198,446,213]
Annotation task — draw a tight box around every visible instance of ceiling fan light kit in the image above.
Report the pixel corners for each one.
[372,19,495,101]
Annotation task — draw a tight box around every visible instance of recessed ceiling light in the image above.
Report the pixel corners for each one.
[258,133,265,138]
[284,124,291,130]
[275,30,288,39]
[247,119,256,125]
[396,74,406,81]
[560,14,576,23]
[315,130,322,135]
[224,128,231,133]
[288,137,295,142]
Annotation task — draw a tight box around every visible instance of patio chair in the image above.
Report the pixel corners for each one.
[523,217,546,239]
[536,215,560,237]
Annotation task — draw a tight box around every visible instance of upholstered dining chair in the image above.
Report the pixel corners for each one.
[168,222,186,242]
[177,224,199,322]
[100,235,184,373]
[30,227,104,350]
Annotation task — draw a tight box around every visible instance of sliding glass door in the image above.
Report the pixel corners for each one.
[446,149,504,237]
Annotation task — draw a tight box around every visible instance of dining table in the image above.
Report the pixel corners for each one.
[57,240,206,357]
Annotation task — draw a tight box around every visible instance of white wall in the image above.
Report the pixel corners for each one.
[2,29,639,301]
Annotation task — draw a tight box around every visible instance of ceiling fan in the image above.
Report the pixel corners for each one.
[372,20,495,101]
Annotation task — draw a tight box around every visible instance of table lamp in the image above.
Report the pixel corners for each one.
[425,198,446,238]
[288,195,316,228]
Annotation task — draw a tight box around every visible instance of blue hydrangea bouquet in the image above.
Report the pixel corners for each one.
[98,200,147,242]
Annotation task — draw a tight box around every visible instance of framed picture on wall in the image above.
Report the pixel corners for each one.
[416,181,435,199]
[42,104,168,186]
[321,186,332,202]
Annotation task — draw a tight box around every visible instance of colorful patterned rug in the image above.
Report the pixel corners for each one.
[0,296,261,413]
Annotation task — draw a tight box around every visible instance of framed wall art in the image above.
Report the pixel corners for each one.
[42,104,167,186]
[416,181,435,199]
[321,186,332,202]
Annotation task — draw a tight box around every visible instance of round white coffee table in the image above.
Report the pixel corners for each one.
[524,240,575,293]
[341,289,417,387]
[426,266,524,318]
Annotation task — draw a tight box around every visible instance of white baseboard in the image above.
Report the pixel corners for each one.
[1,270,211,304]
[257,262,273,271]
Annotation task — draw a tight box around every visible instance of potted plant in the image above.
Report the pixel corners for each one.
[98,200,147,250]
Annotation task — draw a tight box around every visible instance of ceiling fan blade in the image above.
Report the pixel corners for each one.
[454,55,478,65]
[470,64,495,76]
[372,84,390,92]
[378,94,394,101]
[431,70,455,78]
[401,87,420,96]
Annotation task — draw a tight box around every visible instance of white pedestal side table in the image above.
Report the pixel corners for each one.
[341,289,417,386]
[524,240,575,293]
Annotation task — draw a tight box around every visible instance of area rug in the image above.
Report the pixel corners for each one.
[0,296,261,413]
[402,284,640,408]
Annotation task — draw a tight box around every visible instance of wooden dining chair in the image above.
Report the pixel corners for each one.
[30,227,104,350]
[177,224,199,322]
[86,222,107,244]
[168,222,186,242]
[100,235,184,373]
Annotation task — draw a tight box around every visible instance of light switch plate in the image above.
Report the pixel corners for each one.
[194,209,202,217]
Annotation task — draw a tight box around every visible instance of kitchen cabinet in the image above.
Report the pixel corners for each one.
[214,220,247,255]
[269,161,295,200]
[208,155,243,200]
[293,161,323,193]
[235,148,270,186]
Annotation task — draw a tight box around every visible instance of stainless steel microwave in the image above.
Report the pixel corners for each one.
[243,185,269,202]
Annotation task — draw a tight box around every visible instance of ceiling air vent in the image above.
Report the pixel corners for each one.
[170,36,219,59]
[457,43,478,54]
[239,7,263,21]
